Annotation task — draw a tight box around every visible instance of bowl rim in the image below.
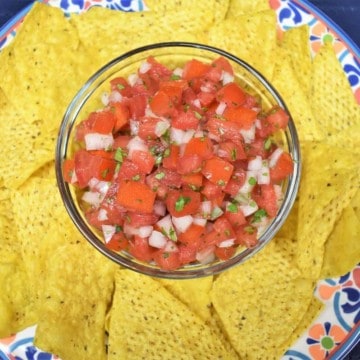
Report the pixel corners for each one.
[55,41,301,279]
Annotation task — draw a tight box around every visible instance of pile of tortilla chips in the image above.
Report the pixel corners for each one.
[0,0,359,359]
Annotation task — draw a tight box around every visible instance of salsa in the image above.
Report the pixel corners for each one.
[63,55,293,270]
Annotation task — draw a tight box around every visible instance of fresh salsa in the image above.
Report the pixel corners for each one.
[63,55,293,270]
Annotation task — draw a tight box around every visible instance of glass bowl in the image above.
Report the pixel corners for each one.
[55,42,301,279]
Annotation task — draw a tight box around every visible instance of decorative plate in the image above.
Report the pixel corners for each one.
[0,1,359,359]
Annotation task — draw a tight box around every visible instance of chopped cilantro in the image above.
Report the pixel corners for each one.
[252,209,268,223]
[244,226,255,234]
[163,252,170,259]
[115,162,121,174]
[175,196,191,211]
[170,74,181,80]
[194,111,202,120]
[162,129,171,143]
[217,179,225,186]
[231,148,237,161]
[117,83,125,90]
[163,148,170,158]
[101,168,109,179]
[248,177,257,186]
[227,203,238,213]
[115,225,123,233]
[183,104,190,112]
[155,172,165,180]
[168,227,177,241]
[264,137,272,150]
[132,174,141,181]
[115,148,125,163]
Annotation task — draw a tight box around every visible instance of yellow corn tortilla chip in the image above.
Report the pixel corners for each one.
[107,270,238,359]
[296,142,360,279]
[31,160,55,180]
[225,0,270,17]
[277,296,324,355]
[70,5,212,66]
[321,206,360,278]
[271,46,324,142]
[211,240,315,359]
[281,25,312,96]
[351,189,360,222]
[207,10,277,80]
[277,198,299,240]
[34,240,117,360]
[311,42,360,148]
[156,277,213,321]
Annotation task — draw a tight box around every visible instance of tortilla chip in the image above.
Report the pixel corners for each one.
[311,42,360,148]
[225,0,270,17]
[31,160,56,180]
[277,198,299,240]
[321,206,360,278]
[277,296,324,356]
[296,142,360,279]
[107,270,237,359]
[34,240,116,360]
[207,10,277,80]
[281,25,312,96]
[156,277,213,321]
[351,189,360,222]
[70,5,211,66]
[211,241,314,359]
[271,46,324,142]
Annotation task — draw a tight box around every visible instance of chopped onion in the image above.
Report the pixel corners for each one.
[173,67,183,77]
[126,136,147,158]
[215,101,227,116]
[258,161,270,185]
[193,217,207,227]
[139,60,152,74]
[164,241,179,252]
[255,118,262,129]
[88,178,110,195]
[170,128,185,144]
[240,125,256,143]
[200,201,212,217]
[101,92,109,106]
[196,246,215,264]
[101,225,116,244]
[218,239,235,248]
[192,99,202,108]
[97,208,108,221]
[194,130,205,138]
[123,223,139,236]
[248,156,262,171]
[81,191,103,208]
[210,206,223,220]
[109,91,122,103]
[238,170,258,194]
[172,215,193,233]
[144,105,157,117]
[239,200,258,217]
[182,129,195,144]
[153,200,166,216]
[156,214,176,241]
[70,170,78,184]
[221,71,234,85]
[155,119,171,137]
[130,119,139,135]
[149,230,167,248]
[138,225,154,238]
[128,73,139,86]
[84,133,114,151]
[269,148,284,168]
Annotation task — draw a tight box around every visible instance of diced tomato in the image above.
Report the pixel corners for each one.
[235,225,258,248]
[201,179,223,200]
[129,236,156,262]
[110,77,132,97]
[172,110,200,130]
[182,59,211,81]
[166,189,201,217]
[110,102,130,132]
[211,56,234,76]
[106,232,129,252]
[116,160,143,182]
[216,82,246,107]
[245,138,269,158]
[177,224,205,245]
[223,106,257,129]
[205,116,243,143]
[270,152,293,183]
[153,249,181,270]
[150,90,174,117]
[177,154,203,175]
[113,135,131,149]
[218,141,246,162]
[181,173,203,189]
[125,212,159,227]
[214,246,236,260]
[197,91,216,107]
[74,149,116,188]
[183,137,213,160]
[146,56,173,80]
[225,206,246,229]
[162,144,180,170]
[63,159,75,183]
[266,107,289,130]
[202,156,234,186]
[252,184,278,218]
[117,180,156,213]
[159,80,187,105]
[146,168,182,196]
[213,216,236,242]
[178,244,198,265]
[223,172,246,196]
[131,150,155,174]
[128,94,147,119]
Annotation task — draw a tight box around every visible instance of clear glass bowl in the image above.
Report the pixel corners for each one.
[55,42,301,279]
